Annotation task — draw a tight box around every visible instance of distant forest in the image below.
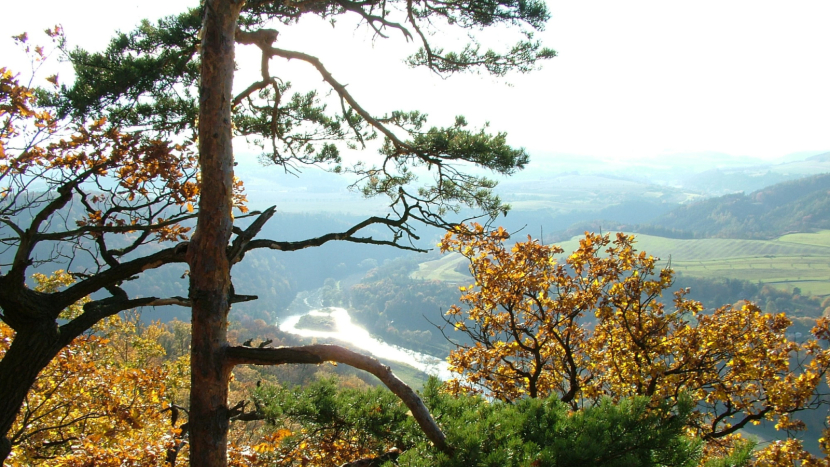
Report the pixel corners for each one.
[548,172,830,242]
[638,173,830,239]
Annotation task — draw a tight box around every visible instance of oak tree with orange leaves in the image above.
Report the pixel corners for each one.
[0,57,205,461]
[0,56,437,466]
[440,223,830,461]
[0,273,190,466]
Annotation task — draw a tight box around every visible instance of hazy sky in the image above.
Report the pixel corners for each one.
[3,1,829,164]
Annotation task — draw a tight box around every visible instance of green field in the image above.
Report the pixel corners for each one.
[778,231,830,248]
[411,253,470,283]
[557,231,830,296]
[414,230,830,296]
[383,360,432,390]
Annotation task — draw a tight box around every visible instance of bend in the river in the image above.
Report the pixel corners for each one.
[278,298,451,379]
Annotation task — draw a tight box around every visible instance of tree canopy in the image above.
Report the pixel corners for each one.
[0,52,208,461]
[440,223,830,463]
[57,1,555,231]
[2,1,557,465]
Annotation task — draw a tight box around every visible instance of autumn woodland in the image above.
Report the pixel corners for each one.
[2,1,830,466]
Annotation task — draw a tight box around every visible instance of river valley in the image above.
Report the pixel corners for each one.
[277,297,452,380]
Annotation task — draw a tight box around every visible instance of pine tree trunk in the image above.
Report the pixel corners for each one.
[187,1,242,465]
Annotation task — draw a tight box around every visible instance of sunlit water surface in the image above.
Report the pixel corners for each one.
[279,307,451,379]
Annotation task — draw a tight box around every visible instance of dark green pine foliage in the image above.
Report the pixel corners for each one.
[50,1,556,227]
[400,379,702,467]
[255,377,710,467]
[50,9,203,133]
[254,378,422,459]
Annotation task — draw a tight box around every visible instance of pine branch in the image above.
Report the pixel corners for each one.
[226,344,451,454]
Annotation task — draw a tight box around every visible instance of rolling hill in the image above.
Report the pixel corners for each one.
[642,173,830,239]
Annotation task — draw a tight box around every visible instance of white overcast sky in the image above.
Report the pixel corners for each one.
[3,0,829,164]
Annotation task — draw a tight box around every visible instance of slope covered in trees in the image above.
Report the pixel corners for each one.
[349,257,460,356]
[639,173,830,239]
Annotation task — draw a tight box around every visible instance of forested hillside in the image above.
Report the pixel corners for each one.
[639,173,830,239]
[349,257,460,356]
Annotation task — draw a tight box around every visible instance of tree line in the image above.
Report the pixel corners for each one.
[642,173,830,240]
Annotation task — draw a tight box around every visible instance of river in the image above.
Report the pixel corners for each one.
[278,306,452,380]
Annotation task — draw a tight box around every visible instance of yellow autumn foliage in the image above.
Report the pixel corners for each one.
[441,223,830,463]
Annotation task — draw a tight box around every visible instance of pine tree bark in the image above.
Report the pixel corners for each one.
[187,1,243,465]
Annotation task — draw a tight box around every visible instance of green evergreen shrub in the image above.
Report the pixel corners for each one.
[256,377,715,467]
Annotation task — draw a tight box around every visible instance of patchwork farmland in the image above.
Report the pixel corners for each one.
[415,230,830,296]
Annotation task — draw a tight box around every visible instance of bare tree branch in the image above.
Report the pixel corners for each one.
[144,293,258,308]
[335,0,412,40]
[234,28,415,157]
[33,213,199,242]
[228,205,276,263]
[244,217,424,252]
[233,28,279,107]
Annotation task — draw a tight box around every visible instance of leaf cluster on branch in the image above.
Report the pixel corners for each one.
[440,223,830,463]
[0,277,190,467]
